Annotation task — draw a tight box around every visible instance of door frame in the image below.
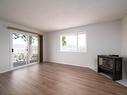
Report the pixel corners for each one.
[28,33,40,64]
[10,31,40,70]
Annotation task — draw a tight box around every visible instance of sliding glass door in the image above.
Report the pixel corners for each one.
[29,35,39,64]
[12,32,28,68]
[11,32,39,69]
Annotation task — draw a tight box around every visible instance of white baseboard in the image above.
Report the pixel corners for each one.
[0,69,11,74]
[44,61,96,71]
[0,62,38,74]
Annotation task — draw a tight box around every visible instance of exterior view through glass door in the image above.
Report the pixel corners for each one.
[11,32,39,69]
[12,32,28,68]
[29,35,39,64]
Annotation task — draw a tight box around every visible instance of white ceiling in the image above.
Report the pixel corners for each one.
[0,0,127,32]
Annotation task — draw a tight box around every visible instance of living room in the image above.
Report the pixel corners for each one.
[0,0,127,95]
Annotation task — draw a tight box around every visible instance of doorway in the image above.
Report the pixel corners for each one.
[10,31,40,69]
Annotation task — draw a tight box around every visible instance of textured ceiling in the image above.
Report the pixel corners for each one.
[0,0,127,32]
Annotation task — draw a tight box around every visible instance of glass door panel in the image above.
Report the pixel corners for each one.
[29,35,39,63]
[12,33,28,68]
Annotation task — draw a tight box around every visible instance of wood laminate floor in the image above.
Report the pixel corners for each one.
[0,62,127,95]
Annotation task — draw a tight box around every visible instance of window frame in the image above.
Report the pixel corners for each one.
[60,32,87,53]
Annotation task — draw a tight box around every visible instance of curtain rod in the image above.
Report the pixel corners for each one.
[7,26,43,36]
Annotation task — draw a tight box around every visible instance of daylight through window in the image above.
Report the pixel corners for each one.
[60,32,87,52]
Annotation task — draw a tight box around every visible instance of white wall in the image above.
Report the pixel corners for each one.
[0,23,10,72]
[121,15,127,79]
[46,20,121,70]
[0,20,46,73]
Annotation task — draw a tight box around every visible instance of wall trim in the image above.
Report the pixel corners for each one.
[0,69,11,74]
[43,61,96,71]
[7,26,42,35]
[0,63,37,74]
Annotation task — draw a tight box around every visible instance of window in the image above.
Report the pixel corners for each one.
[60,32,87,52]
